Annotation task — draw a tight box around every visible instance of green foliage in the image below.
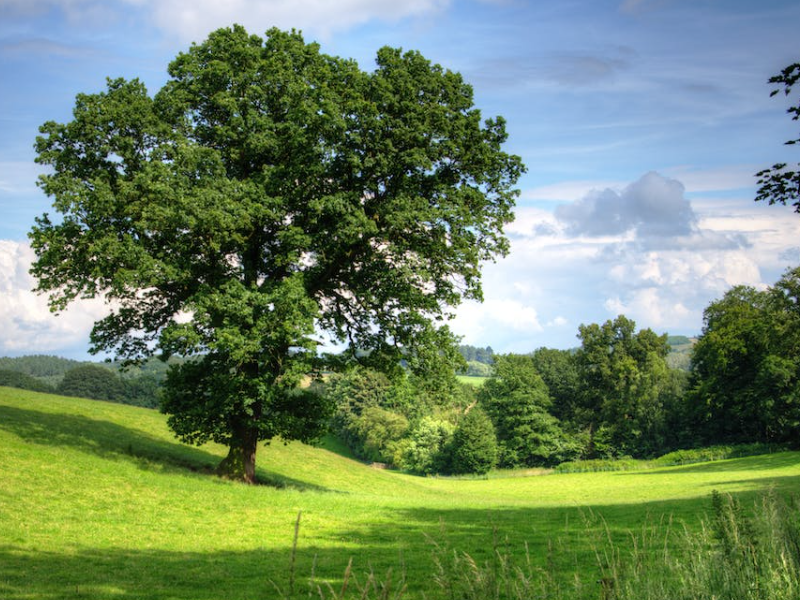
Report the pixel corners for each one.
[554,443,785,473]
[0,355,85,388]
[0,369,55,394]
[0,354,82,378]
[351,406,409,464]
[120,373,161,409]
[30,25,523,481]
[457,345,495,365]
[448,407,498,475]
[481,354,574,468]
[666,336,695,371]
[57,364,125,402]
[689,268,800,446]
[553,457,646,474]
[574,315,676,458]
[326,367,430,466]
[528,347,580,422]
[0,354,174,407]
[755,62,800,212]
[462,360,493,377]
[653,443,785,467]
[402,417,455,475]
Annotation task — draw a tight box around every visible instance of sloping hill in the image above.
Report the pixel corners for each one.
[2,386,799,599]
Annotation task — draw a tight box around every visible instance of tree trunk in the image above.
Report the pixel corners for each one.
[216,425,259,484]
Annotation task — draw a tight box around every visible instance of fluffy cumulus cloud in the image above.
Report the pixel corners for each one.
[0,240,108,357]
[556,171,697,238]
[452,171,800,351]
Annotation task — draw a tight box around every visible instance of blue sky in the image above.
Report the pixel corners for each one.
[1,0,799,359]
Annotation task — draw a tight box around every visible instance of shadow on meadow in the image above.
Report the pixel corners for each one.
[3,484,800,599]
[0,502,655,600]
[0,404,332,492]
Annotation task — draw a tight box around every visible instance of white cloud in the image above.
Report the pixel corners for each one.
[1,0,451,42]
[131,0,451,42]
[556,171,697,238]
[602,248,764,328]
[452,297,543,348]
[0,240,109,356]
[453,171,800,351]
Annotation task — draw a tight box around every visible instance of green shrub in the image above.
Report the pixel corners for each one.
[402,417,454,475]
[0,369,55,394]
[555,444,785,473]
[653,443,784,467]
[553,457,646,473]
[352,406,409,465]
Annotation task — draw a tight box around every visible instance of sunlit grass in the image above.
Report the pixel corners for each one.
[455,375,488,386]
[2,386,799,599]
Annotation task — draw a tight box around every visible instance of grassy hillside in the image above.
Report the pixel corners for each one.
[2,386,799,599]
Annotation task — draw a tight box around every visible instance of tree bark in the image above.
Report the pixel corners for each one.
[216,424,259,484]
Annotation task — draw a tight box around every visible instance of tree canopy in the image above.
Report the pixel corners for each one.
[30,26,524,482]
[688,267,800,445]
[573,316,675,457]
[480,354,570,467]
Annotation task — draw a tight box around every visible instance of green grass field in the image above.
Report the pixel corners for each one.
[2,386,799,599]
[455,375,488,386]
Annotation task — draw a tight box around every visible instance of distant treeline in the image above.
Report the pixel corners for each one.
[457,344,495,377]
[0,355,177,409]
[457,336,694,378]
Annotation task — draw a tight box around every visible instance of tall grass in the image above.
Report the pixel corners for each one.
[270,490,800,599]
[404,490,800,600]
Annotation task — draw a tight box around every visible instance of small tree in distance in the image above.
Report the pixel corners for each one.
[30,26,524,483]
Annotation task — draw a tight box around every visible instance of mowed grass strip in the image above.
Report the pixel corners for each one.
[1,386,799,599]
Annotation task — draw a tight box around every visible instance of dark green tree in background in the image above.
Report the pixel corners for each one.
[448,407,497,475]
[29,26,524,483]
[574,316,674,458]
[58,365,125,403]
[755,62,800,212]
[480,354,571,467]
[528,347,580,422]
[0,369,55,394]
[688,268,800,445]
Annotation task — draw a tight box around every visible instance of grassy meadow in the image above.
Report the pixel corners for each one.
[2,386,800,599]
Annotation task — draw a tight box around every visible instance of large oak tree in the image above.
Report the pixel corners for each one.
[30,26,524,482]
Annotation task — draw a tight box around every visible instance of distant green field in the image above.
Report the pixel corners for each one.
[455,375,488,386]
[2,386,799,599]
